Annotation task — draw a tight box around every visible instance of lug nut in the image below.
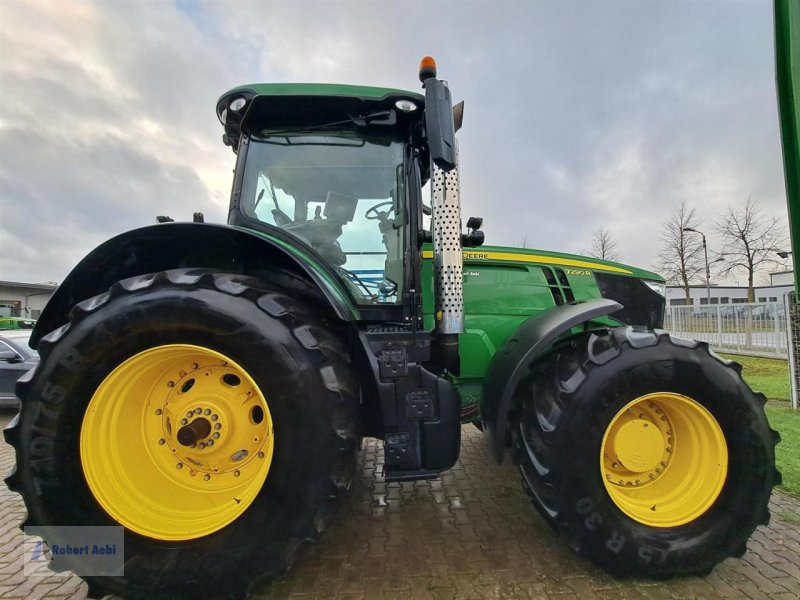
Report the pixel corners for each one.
[207,440,214,447]
[186,411,193,418]
[194,407,202,414]
[214,423,221,430]
[192,363,199,370]
[204,408,211,415]
[234,470,240,477]
[155,408,162,415]
[258,452,264,459]
[181,418,188,425]
[158,439,165,445]
[167,381,175,388]
[203,474,211,481]
[213,432,220,439]
[176,463,183,469]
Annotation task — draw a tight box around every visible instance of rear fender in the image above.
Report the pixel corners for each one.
[481,299,622,463]
[31,223,356,346]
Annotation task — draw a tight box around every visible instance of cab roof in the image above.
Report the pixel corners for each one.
[218,83,424,105]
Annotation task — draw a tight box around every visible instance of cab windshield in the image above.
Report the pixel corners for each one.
[241,133,406,304]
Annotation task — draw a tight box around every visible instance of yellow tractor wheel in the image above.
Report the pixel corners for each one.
[6,270,359,599]
[515,327,779,577]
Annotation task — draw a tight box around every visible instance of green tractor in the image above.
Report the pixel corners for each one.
[5,58,779,598]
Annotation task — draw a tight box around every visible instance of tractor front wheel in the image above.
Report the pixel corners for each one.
[5,269,359,599]
[515,327,780,577]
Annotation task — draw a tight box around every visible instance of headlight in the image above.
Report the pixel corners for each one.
[229,96,247,112]
[643,280,666,297]
[395,99,418,113]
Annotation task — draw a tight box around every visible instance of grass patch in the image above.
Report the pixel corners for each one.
[764,405,800,498]
[717,354,798,497]
[719,353,791,402]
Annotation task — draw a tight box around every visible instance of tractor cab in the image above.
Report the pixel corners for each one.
[217,83,430,306]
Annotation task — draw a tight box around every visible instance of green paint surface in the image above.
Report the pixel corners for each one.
[775,0,800,295]
[233,225,359,319]
[421,244,663,416]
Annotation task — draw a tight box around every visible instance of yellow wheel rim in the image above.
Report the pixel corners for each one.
[80,344,274,541]
[600,392,728,527]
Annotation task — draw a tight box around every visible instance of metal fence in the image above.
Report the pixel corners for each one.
[663,302,788,358]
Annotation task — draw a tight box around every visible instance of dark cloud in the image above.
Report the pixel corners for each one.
[0,125,219,282]
[0,0,789,286]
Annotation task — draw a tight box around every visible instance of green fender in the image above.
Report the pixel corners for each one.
[31,222,357,347]
[481,298,622,464]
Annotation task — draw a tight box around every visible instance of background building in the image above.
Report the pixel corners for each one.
[0,281,58,319]
[666,272,795,307]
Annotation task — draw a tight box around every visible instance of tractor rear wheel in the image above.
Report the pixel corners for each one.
[514,327,780,577]
[4,269,359,599]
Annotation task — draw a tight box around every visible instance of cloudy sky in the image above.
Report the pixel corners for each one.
[0,0,790,286]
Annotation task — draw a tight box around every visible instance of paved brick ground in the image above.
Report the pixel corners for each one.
[1,408,799,599]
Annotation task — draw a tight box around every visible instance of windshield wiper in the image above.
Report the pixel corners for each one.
[261,110,393,138]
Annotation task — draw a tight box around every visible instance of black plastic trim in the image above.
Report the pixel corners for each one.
[30,223,357,347]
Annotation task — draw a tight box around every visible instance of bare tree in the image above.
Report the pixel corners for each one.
[586,228,621,262]
[656,201,705,302]
[519,234,529,248]
[714,197,788,302]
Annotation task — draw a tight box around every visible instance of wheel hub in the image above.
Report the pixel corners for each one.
[604,401,674,488]
[153,361,269,481]
[177,417,212,446]
[613,419,664,473]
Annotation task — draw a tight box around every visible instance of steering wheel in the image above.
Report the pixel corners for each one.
[365,201,395,221]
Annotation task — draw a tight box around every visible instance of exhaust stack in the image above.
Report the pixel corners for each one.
[431,147,465,338]
[421,58,464,373]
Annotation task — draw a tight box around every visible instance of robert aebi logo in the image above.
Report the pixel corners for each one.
[51,543,118,556]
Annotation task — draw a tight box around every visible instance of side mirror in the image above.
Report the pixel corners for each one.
[462,216,485,248]
[466,216,483,230]
[424,78,457,172]
[0,350,21,363]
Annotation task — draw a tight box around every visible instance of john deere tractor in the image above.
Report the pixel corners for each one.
[5,58,779,598]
